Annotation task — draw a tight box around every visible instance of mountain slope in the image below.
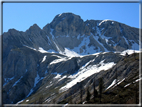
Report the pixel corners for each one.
[2,12,141,104]
[45,53,140,104]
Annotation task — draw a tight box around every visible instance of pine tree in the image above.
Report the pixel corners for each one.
[38,95,43,104]
[99,77,104,103]
[93,80,98,103]
[125,52,128,56]
[86,87,91,102]
[134,83,138,104]
[79,82,83,104]
[115,67,118,86]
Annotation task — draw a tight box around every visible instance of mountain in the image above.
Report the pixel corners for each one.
[3,13,140,57]
[2,12,141,104]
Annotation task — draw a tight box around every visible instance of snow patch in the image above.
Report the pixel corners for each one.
[106,79,116,90]
[41,56,47,63]
[53,41,62,54]
[23,45,36,51]
[23,45,50,53]
[60,60,115,92]
[120,49,140,56]
[58,75,67,81]
[101,35,112,44]
[117,78,125,85]
[51,55,63,58]
[99,19,112,26]
[58,13,62,17]
[133,77,142,83]
[46,84,53,88]
[54,74,61,78]
[106,78,125,90]
[26,99,29,102]
[49,57,71,65]
[124,83,131,88]
[47,49,56,53]
[124,77,142,88]
[38,47,48,53]
[71,35,101,55]
[63,48,81,57]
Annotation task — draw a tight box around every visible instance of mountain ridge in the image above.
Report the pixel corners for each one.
[3,12,140,57]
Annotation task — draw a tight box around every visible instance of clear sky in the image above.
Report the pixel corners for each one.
[3,2,140,33]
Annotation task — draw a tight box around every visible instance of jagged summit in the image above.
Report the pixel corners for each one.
[26,23,41,33]
[53,12,81,21]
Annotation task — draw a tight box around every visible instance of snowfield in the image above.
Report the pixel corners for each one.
[119,49,140,56]
[59,60,116,92]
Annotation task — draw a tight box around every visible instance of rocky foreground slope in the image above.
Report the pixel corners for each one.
[2,13,141,104]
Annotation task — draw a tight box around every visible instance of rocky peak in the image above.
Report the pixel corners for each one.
[49,12,84,36]
[7,29,20,36]
[51,12,81,25]
[26,23,41,34]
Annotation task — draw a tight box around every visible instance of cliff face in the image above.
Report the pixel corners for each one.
[2,12,141,104]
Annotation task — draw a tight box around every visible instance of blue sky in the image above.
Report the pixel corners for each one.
[3,2,139,32]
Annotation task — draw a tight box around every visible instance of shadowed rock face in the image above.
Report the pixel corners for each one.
[2,12,140,104]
